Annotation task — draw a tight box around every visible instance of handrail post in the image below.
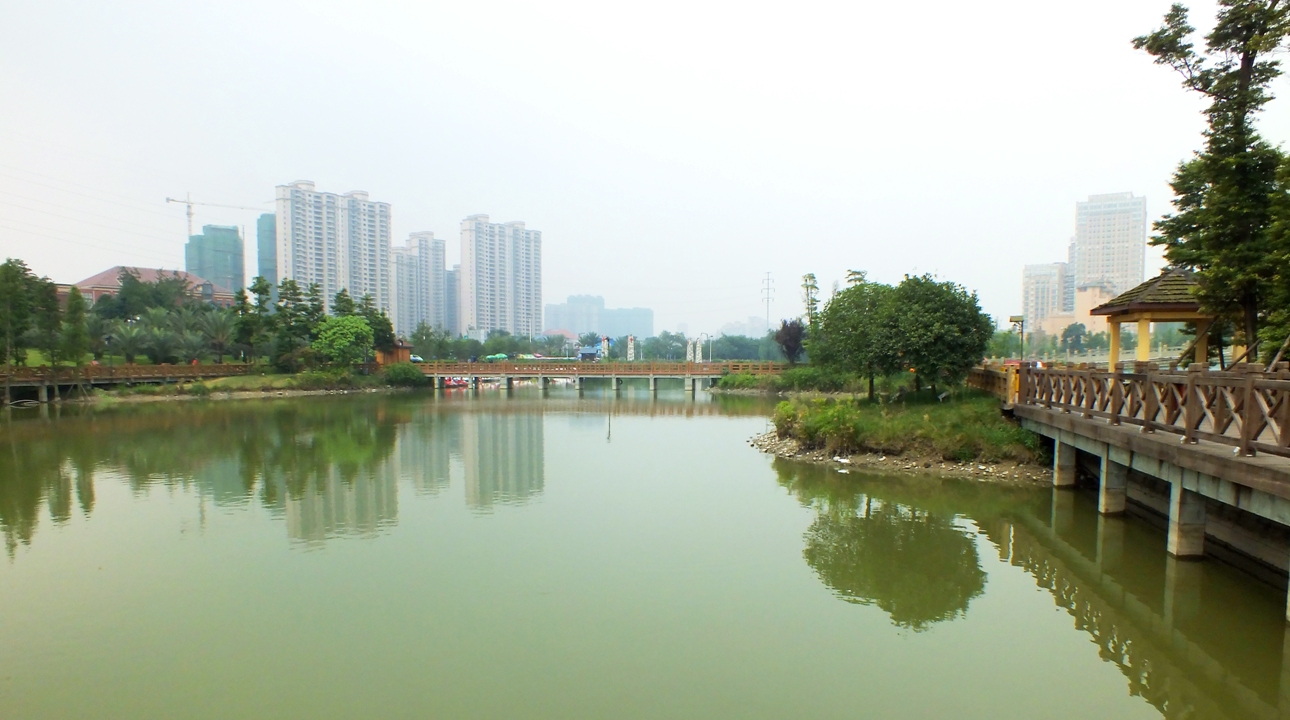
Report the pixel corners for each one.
[1238,367,1260,456]
[1183,364,1202,444]
[1142,365,1158,434]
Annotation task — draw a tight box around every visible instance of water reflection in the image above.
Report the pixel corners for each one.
[774,459,988,630]
[776,456,1290,719]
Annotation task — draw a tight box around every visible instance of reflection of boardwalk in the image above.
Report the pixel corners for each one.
[984,501,1289,720]
[461,411,544,509]
[284,470,399,544]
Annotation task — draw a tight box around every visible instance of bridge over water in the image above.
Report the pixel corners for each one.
[971,362,1290,621]
[411,361,784,393]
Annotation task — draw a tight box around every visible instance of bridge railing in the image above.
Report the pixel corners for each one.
[412,361,785,377]
[0,364,254,385]
[1012,361,1290,459]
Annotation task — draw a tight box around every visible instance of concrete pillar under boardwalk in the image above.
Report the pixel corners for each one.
[611,376,619,394]
[37,383,47,403]
[1095,514,1125,573]
[1163,555,1204,629]
[1050,487,1075,537]
[1167,484,1207,558]
[649,377,657,394]
[1053,441,1077,487]
[577,377,585,395]
[505,378,514,392]
[1098,455,1128,515]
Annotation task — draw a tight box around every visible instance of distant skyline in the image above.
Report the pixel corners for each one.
[3,1,1289,334]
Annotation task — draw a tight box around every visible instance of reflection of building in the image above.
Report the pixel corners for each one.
[393,413,455,495]
[284,470,399,544]
[460,411,544,509]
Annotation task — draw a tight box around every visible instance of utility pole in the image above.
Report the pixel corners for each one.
[761,272,775,334]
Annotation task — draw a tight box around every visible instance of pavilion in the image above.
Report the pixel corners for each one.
[1089,267,1215,367]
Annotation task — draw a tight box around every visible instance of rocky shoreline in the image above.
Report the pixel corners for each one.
[749,431,1052,486]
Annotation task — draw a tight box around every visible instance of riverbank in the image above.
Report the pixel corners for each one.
[754,392,1051,485]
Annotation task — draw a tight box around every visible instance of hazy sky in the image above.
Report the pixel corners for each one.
[3,0,1288,334]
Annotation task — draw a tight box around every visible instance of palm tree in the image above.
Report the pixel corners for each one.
[201,310,235,364]
[142,307,170,331]
[87,315,110,361]
[145,326,178,365]
[170,307,199,335]
[177,330,207,364]
[110,321,144,364]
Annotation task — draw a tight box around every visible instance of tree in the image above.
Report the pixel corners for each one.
[87,314,110,361]
[312,315,374,367]
[577,331,602,348]
[802,273,820,325]
[0,259,35,365]
[1134,1,1290,347]
[1060,323,1087,353]
[332,289,357,317]
[357,294,395,353]
[774,319,806,365]
[61,289,90,366]
[29,279,62,368]
[110,321,144,364]
[813,276,897,399]
[177,331,208,363]
[887,275,993,394]
[304,283,325,338]
[273,280,312,370]
[201,310,235,363]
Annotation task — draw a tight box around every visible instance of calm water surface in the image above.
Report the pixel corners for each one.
[1,391,1286,719]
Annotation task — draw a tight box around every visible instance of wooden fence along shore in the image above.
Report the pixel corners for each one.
[970,362,1290,460]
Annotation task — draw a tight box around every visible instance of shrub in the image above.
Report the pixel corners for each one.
[382,362,428,387]
[184,382,212,397]
[769,366,857,393]
[717,373,763,390]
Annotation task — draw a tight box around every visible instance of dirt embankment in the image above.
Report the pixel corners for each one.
[749,431,1052,486]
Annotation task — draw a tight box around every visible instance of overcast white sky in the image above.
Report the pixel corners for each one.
[2,0,1288,334]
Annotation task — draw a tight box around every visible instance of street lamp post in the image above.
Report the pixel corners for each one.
[1009,315,1025,361]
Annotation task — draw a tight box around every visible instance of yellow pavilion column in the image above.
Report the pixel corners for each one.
[1108,322,1121,370]
[1194,320,1210,368]
[1137,318,1151,362]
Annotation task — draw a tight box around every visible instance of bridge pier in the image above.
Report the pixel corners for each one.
[649,377,657,394]
[1167,484,1207,558]
[505,377,514,392]
[1053,440,1077,487]
[577,377,584,395]
[539,376,548,393]
[1098,451,1128,515]
[611,376,619,395]
[37,383,47,404]
[471,376,480,392]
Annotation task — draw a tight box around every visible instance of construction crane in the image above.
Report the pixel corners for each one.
[166,193,271,238]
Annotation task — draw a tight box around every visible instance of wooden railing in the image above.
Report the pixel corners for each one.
[0,364,254,385]
[1014,362,1290,459]
[413,361,785,377]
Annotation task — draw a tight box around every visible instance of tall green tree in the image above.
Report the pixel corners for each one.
[110,321,144,364]
[802,273,820,325]
[304,283,326,338]
[332,289,357,316]
[61,289,90,367]
[201,310,235,363]
[357,294,395,353]
[814,274,897,399]
[0,259,36,365]
[774,319,806,365]
[887,275,993,394]
[312,315,374,367]
[29,279,62,368]
[1134,1,1290,346]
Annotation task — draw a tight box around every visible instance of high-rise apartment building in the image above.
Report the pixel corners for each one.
[390,232,446,337]
[256,213,276,284]
[445,265,460,337]
[1073,193,1147,297]
[459,215,541,339]
[185,224,244,293]
[1022,262,1069,330]
[274,180,392,313]
[543,295,653,338]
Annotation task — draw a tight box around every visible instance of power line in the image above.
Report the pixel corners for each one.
[0,223,177,266]
[0,191,178,232]
[761,272,775,330]
[0,170,178,217]
[0,199,186,244]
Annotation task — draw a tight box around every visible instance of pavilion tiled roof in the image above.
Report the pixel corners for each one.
[1090,267,1202,316]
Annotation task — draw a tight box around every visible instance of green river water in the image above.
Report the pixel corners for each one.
[0,390,1287,719]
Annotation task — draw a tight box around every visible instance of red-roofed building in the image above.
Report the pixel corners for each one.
[74,266,237,307]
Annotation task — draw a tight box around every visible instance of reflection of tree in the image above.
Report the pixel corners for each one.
[773,457,990,631]
[0,397,411,555]
[804,498,987,631]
